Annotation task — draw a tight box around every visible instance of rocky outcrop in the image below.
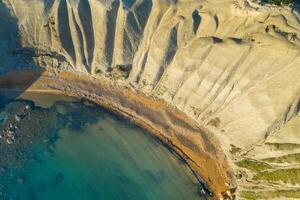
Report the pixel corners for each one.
[1,0,300,199]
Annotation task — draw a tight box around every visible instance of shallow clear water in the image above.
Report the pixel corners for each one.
[0,93,207,200]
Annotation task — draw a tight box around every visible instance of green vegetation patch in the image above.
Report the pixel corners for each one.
[266,142,300,151]
[207,117,221,128]
[111,64,132,80]
[230,144,242,155]
[235,158,273,172]
[262,153,300,164]
[263,0,300,6]
[241,190,300,200]
[253,168,300,184]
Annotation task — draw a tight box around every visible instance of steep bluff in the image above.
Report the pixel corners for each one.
[1,0,300,199]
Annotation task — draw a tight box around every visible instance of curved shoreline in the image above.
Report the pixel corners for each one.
[0,70,236,200]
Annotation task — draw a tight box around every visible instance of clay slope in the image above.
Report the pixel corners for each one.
[1,0,300,199]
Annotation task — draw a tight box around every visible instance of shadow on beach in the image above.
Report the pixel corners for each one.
[0,1,45,103]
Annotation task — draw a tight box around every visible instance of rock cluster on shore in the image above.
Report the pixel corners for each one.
[0,104,32,144]
[0,0,300,199]
[0,100,62,177]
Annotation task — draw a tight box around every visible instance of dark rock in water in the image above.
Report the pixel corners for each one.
[17,177,25,185]
[143,169,166,184]
[0,167,6,174]
[55,172,64,185]
[197,187,207,196]
[48,144,55,153]
[119,175,131,184]
[30,156,37,163]
[0,100,64,173]
[55,100,103,132]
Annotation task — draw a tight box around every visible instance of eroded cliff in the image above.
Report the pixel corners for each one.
[1,0,300,199]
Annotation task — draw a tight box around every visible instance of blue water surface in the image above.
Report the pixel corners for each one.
[0,94,207,200]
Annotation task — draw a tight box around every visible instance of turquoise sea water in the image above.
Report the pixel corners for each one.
[0,94,207,200]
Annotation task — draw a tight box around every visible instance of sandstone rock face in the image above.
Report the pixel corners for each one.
[1,0,300,199]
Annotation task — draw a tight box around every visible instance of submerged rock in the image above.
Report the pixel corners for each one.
[17,177,25,185]
[0,100,63,173]
[54,172,64,185]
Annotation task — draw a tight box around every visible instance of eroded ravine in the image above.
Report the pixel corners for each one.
[0,0,300,199]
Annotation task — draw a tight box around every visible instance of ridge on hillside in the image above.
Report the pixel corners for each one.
[0,0,300,199]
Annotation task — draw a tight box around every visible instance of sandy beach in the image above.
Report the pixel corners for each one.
[0,70,236,199]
